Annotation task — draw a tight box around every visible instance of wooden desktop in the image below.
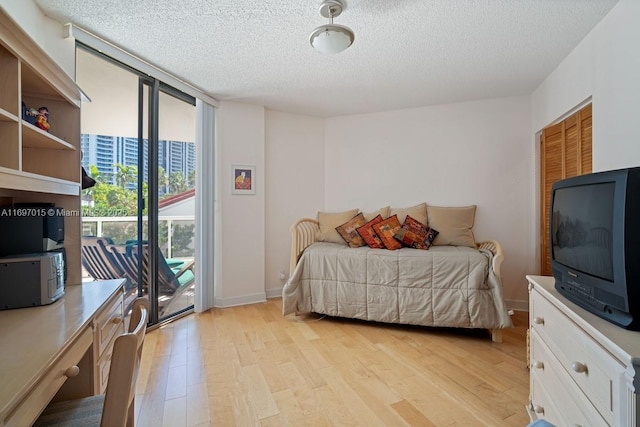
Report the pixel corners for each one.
[0,279,125,427]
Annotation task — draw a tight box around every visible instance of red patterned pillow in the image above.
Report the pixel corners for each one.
[335,213,367,247]
[356,215,385,249]
[394,215,439,250]
[372,215,403,250]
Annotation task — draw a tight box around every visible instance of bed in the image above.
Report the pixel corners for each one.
[282,218,513,342]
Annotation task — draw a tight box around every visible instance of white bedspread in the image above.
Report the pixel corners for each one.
[282,242,513,329]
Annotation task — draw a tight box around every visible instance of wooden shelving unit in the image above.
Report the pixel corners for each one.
[0,107,18,122]
[0,9,84,286]
[22,122,76,150]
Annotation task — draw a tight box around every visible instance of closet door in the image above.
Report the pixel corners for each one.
[540,104,592,276]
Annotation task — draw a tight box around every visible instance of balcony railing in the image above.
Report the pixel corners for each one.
[82,215,195,259]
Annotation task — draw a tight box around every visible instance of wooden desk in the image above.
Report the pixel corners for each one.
[0,279,125,427]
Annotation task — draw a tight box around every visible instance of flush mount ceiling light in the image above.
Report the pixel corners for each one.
[309,0,354,54]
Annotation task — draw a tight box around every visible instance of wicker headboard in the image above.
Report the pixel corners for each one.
[289,218,319,275]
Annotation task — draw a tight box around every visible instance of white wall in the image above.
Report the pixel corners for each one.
[324,96,534,307]
[532,0,640,172]
[264,110,325,296]
[1,1,75,78]
[215,101,266,306]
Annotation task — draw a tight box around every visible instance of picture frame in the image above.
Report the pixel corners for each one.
[231,164,256,195]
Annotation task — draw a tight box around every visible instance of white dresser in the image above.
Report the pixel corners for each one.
[527,275,640,427]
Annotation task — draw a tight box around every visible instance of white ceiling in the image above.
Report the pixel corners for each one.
[35,0,618,117]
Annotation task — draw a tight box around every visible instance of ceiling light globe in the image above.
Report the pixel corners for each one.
[309,24,354,54]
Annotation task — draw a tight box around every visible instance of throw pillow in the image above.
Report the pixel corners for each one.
[426,205,476,247]
[394,215,439,250]
[317,209,359,245]
[372,215,403,250]
[335,213,367,247]
[363,206,390,222]
[356,215,385,249]
[390,203,428,226]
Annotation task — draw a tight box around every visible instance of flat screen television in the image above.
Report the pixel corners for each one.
[550,166,640,330]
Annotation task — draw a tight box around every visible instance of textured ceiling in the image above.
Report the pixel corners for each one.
[35,0,618,117]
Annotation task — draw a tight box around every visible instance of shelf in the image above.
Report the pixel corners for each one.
[0,107,18,123]
[22,121,75,150]
[0,8,82,287]
[0,166,80,196]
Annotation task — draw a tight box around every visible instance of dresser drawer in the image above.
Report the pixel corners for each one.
[94,291,124,357]
[529,371,563,426]
[530,330,608,427]
[96,336,116,394]
[530,287,625,423]
[4,327,92,427]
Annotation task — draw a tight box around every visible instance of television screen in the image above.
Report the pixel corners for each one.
[551,182,615,281]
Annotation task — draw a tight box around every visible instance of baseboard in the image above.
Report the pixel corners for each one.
[265,287,283,299]
[214,292,266,308]
[506,299,529,312]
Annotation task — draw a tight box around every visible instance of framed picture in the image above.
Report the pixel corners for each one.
[231,165,256,195]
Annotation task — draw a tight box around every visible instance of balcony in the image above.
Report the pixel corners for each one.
[81,214,195,318]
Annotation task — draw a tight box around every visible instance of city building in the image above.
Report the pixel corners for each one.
[81,134,195,193]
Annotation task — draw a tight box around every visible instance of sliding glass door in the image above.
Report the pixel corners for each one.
[156,89,196,319]
[77,45,196,325]
[141,80,197,322]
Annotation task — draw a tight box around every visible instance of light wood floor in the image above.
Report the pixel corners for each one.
[135,298,530,426]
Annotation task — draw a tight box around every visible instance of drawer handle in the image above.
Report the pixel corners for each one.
[533,404,544,414]
[111,317,122,325]
[532,361,544,370]
[533,316,544,325]
[571,362,588,374]
[64,365,80,378]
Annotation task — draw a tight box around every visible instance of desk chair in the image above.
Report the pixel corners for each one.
[34,298,149,427]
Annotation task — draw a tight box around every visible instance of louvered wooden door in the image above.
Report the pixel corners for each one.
[540,104,592,275]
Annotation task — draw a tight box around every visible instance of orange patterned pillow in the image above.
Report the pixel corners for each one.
[394,215,439,250]
[356,215,385,249]
[335,213,367,247]
[372,215,403,250]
